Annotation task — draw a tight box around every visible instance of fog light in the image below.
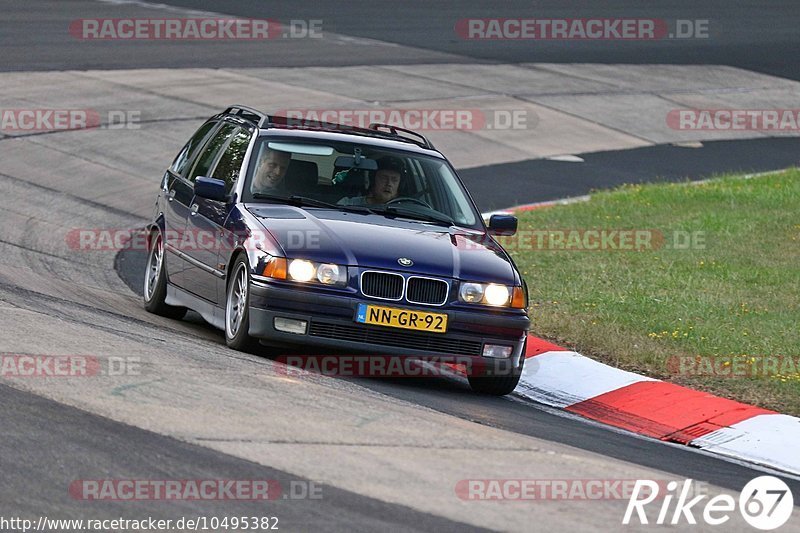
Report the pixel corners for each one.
[274,317,308,335]
[482,344,512,358]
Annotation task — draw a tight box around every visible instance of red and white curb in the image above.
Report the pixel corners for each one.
[517,336,800,476]
[483,191,799,476]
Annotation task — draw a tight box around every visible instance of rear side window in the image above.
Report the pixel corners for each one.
[188,123,237,182]
[211,128,252,193]
[170,121,217,177]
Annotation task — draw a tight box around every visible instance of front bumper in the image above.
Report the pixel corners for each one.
[248,280,530,369]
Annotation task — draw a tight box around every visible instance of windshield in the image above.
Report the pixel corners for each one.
[242,137,482,229]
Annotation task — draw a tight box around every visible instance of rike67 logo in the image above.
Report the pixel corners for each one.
[624,476,794,530]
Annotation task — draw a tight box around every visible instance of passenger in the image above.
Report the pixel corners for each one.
[251,148,291,193]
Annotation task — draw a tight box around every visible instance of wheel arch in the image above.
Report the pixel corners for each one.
[226,247,248,287]
[226,245,270,286]
[144,216,166,248]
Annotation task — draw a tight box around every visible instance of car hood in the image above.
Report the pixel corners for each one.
[245,205,517,284]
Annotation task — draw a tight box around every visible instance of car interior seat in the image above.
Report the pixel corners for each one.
[284,160,319,196]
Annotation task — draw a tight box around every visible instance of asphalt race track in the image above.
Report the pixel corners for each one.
[1,1,799,531]
[8,0,800,80]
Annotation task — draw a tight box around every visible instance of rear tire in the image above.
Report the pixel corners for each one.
[143,229,187,320]
[467,355,524,396]
[225,255,258,352]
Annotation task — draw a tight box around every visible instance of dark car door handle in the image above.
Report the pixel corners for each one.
[190,203,199,216]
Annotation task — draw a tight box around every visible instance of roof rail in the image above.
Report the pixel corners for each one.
[368,123,435,150]
[220,106,437,150]
[222,105,268,126]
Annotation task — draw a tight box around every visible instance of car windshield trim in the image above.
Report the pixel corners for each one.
[251,193,460,228]
[251,193,373,214]
[368,205,455,227]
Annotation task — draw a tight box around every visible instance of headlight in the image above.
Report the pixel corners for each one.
[484,284,511,306]
[316,263,340,284]
[285,259,347,286]
[459,282,484,303]
[288,259,315,282]
[458,282,526,308]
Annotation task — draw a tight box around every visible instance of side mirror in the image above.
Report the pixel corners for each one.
[488,214,517,236]
[194,176,227,202]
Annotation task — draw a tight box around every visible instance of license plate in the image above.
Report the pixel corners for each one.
[355,303,448,333]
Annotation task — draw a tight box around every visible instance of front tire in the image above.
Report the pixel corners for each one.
[225,255,258,351]
[467,355,524,396]
[143,229,187,320]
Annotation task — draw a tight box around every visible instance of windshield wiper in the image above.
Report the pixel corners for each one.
[252,192,292,202]
[251,193,372,214]
[370,205,455,227]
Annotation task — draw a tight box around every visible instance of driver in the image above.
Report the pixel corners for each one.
[338,156,404,206]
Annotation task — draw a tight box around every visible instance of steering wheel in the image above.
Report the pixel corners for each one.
[386,197,433,209]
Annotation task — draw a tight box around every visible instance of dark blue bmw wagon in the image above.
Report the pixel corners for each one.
[144,105,530,394]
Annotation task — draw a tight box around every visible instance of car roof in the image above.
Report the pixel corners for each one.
[213,105,445,158]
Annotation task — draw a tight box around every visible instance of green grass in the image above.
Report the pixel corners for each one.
[509,169,800,415]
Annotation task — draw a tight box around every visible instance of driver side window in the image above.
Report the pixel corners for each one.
[211,128,252,193]
[188,123,237,183]
[170,121,217,177]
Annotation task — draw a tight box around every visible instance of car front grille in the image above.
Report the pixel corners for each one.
[308,321,483,356]
[360,271,403,300]
[406,277,449,305]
